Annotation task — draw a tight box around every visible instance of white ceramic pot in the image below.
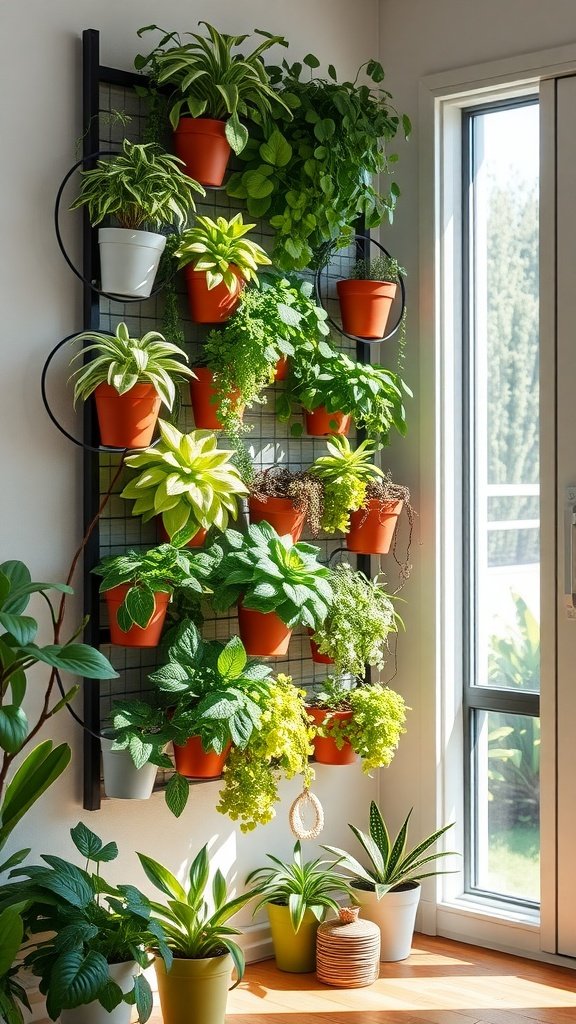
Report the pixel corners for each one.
[351,881,421,961]
[60,961,137,1024]
[98,227,166,298]
[101,737,158,800]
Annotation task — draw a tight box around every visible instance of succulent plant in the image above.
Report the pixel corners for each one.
[309,436,385,532]
[174,213,271,291]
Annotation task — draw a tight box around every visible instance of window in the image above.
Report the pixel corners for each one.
[462,100,540,906]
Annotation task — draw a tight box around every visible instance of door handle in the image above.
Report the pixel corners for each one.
[565,487,576,617]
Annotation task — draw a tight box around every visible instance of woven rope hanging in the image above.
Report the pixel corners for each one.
[289,787,324,840]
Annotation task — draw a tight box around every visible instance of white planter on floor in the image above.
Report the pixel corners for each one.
[60,961,138,1024]
[351,881,421,961]
[101,737,158,800]
[98,227,166,298]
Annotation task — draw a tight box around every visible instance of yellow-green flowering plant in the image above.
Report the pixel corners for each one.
[309,677,408,774]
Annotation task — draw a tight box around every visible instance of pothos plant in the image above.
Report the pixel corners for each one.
[227,55,411,270]
[309,677,408,774]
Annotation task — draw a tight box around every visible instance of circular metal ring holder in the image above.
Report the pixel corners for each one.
[314,234,406,345]
[54,150,176,302]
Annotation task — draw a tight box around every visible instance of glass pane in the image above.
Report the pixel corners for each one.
[470,103,540,692]
[473,710,540,902]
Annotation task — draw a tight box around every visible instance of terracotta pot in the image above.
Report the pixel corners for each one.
[184,265,243,323]
[158,521,208,549]
[306,706,357,765]
[237,604,292,657]
[248,495,305,543]
[346,498,404,555]
[173,117,231,187]
[305,407,352,437]
[189,368,243,430]
[274,355,290,381]
[173,735,231,779]
[154,952,233,1024]
[93,382,161,448]
[336,279,397,340]
[105,584,169,647]
[307,630,334,665]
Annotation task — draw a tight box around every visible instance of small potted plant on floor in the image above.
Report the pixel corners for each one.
[70,139,204,297]
[211,522,333,656]
[309,436,385,534]
[307,677,408,769]
[324,803,456,961]
[135,22,291,186]
[337,255,406,340]
[174,213,271,325]
[120,421,248,547]
[246,842,353,973]
[346,474,414,555]
[69,322,194,448]
[102,699,174,800]
[137,844,257,1024]
[248,467,324,542]
[92,544,210,647]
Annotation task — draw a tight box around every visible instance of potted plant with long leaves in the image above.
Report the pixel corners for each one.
[137,844,257,1024]
[210,522,333,656]
[246,842,353,973]
[70,139,204,297]
[248,467,324,543]
[175,213,271,326]
[337,255,406,340]
[69,322,194,449]
[135,22,291,186]
[101,699,174,800]
[92,543,211,647]
[324,803,456,961]
[120,422,248,548]
[307,677,407,769]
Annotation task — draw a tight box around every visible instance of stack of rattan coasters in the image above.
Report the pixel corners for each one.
[316,907,380,987]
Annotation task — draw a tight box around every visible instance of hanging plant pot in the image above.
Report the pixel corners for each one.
[173,735,231,779]
[346,499,404,555]
[184,265,243,323]
[306,706,357,766]
[237,603,292,657]
[189,368,244,430]
[93,382,161,449]
[158,521,208,549]
[98,228,166,299]
[154,952,234,1024]
[267,903,319,973]
[173,117,231,187]
[274,355,290,381]
[305,407,352,437]
[350,881,421,961]
[307,630,334,665]
[336,279,397,340]
[100,737,158,800]
[105,584,170,647]
[60,962,137,1024]
[248,495,306,543]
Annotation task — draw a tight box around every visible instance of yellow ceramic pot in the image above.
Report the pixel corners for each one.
[154,952,233,1024]
[266,903,319,973]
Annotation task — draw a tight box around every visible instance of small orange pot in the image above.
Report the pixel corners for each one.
[189,368,243,430]
[305,407,352,437]
[237,604,292,657]
[346,498,404,555]
[248,495,306,543]
[173,735,231,779]
[105,584,169,647]
[158,522,208,549]
[307,630,334,665]
[93,382,161,449]
[184,265,243,323]
[306,706,357,765]
[274,355,290,381]
[336,280,397,340]
[173,117,231,187]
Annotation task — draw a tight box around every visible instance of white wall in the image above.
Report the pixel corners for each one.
[0,0,381,952]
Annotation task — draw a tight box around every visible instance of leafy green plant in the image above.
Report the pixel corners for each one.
[175,213,271,292]
[135,22,291,151]
[217,673,313,832]
[249,467,324,536]
[324,802,456,897]
[309,436,385,533]
[69,322,193,411]
[211,521,333,629]
[310,679,408,773]
[106,700,173,771]
[4,822,171,1022]
[310,564,401,676]
[227,56,411,270]
[70,139,204,229]
[92,544,211,631]
[137,843,257,981]
[120,421,248,547]
[349,255,406,282]
[246,841,353,932]
[277,343,411,445]
[0,906,28,1024]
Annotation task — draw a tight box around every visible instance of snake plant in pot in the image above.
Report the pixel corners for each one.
[102,699,174,800]
[210,521,333,656]
[68,322,194,448]
[70,139,204,297]
[324,803,456,961]
[120,422,248,548]
[337,255,406,340]
[135,22,291,186]
[307,676,407,769]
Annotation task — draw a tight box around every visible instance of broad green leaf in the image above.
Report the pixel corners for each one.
[98,980,124,1012]
[0,741,71,845]
[124,587,156,630]
[50,950,109,1011]
[164,773,189,818]
[259,130,292,168]
[0,707,28,754]
[133,974,153,1023]
[70,822,118,863]
[20,643,118,679]
[0,908,23,974]
[217,636,246,679]
[0,613,37,646]
[37,856,93,908]
[137,852,187,901]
